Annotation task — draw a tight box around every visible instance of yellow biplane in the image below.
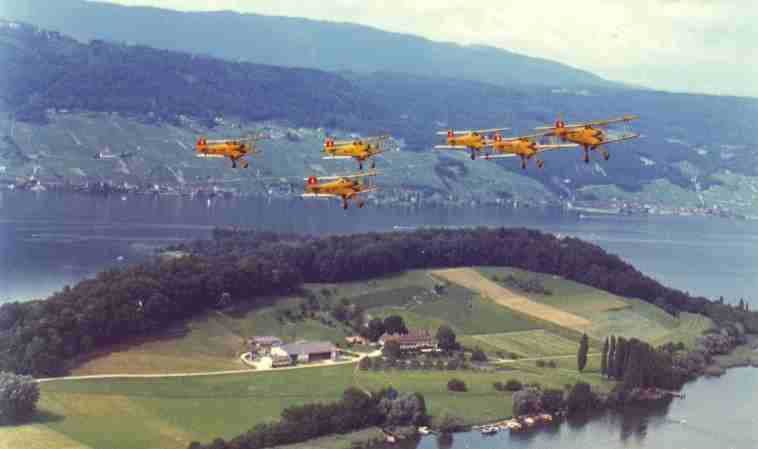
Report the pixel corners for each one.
[434,127,509,160]
[195,135,264,168]
[302,170,379,209]
[535,115,639,163]
[323,135,390,170]
[482,132,577,169]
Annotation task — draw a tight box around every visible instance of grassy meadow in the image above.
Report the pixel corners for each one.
[15,266,717,449]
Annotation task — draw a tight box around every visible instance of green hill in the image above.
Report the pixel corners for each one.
[6,265,717,449]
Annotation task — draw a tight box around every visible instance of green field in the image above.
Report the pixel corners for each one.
[470,330,581,358]
[26,358,618,449]
[25,266,717,449]
[477,266,695,343]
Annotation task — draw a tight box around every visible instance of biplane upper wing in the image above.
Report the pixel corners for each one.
[436,127,509,136]
[536,115,639,131]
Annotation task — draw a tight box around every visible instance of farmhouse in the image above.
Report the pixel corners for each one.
[250,336,283,355]
[379,330,437,351]
[271,341,338,364]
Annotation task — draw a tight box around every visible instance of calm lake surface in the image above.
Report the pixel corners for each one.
[1,190,757,448]
[396,368,758,449]
[2,190,758,303]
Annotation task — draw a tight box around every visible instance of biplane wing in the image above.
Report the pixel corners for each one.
[303,171,380,182]
[535,143,579,151]
[301,188,377,199]
[195,153,227,158]
[321,156,355,160]
[329,135,389,145]
[536,115,639,131]
[601,133,641,144]
[433,145,478,150]
[436,127,509,136]
[481,154,518,159]
[436,128,509,136]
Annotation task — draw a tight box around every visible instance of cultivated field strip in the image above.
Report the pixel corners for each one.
[431,268,592,330]
[471,330,580,357]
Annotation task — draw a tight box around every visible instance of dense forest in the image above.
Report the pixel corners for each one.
[1,227,756,378]
[0,21,384,129]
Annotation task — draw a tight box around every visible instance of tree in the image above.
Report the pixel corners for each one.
[601,337,609,376]
[566,382,596,413]
[540,389,565,414]
[471,347,487,362]
[382,315,408,335]
[362,318,385,342]
[613,337,628,379]
[379,392,428,426]
[0,372,39,424]
[447,378,467,392]
[436,325,457,352]
[505,379,523,391]
[383,340,402,360]
[608,335,617,378]
[437,413,465,433]
[577,334,589,372]
[512,388,541,416]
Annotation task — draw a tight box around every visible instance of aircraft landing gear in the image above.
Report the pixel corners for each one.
[583,147,590,164]
[359,162,363,171]
[242,161,249,168]
[537,159,545,169]
[232,160,237,168]
[371,160,376,169]
[603,151,610,161]
[470,151,476,160]
[521,158,527,170]
[342,199,349,210]
[358,201,365,208]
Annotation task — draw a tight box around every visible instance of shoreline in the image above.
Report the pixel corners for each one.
[0,185,748,220]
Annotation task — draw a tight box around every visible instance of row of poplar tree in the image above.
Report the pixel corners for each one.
[598,336,684,390]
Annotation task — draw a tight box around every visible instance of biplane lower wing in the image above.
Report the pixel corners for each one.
[536,143,579,151]
[433,145,476,150]
[322,156,354,160]
[301,193,339,199]
[482,154,517,159]
[602,133,640,145]
[195,153,227,158]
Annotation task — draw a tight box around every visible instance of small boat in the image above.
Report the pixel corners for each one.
[480,426,498,435]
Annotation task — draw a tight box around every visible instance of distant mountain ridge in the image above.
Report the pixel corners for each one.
[3,19,758,213]
[2,0,618,90]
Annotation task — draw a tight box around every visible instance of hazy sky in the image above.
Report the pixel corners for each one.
[106,0,756,97]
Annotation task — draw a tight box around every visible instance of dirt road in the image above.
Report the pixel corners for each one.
[432,268,592,330]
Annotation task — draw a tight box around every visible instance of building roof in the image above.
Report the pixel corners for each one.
[280,341,336,355]
[252,336,282,344]
[381,330,435,345]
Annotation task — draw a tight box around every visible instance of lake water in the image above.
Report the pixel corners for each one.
[398,367,758,449]
[2,190,758,303]
[1,190,757,449]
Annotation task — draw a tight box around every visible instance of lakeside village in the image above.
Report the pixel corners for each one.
[0,174,742,220]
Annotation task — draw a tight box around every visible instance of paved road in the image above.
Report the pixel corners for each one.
[36,350,381,383]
